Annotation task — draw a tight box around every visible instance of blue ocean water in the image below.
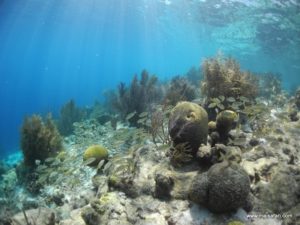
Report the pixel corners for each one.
[0,0,299,158]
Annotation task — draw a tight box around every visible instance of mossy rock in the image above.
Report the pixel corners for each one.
[83,145,108,167]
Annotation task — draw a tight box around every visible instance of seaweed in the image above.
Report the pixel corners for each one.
[201,53,259,101]
[108,70,162,126]
[20,114,63,168]
[164,76,197,106]
[57,99,85,136]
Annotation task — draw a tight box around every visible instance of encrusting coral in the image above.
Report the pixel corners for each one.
[20,114,63,168]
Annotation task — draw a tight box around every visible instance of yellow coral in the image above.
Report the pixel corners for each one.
[83,145,108,167]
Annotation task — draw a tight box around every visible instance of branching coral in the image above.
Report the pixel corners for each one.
[109,70,162,126]
[164,76,197,106]
[20,114,63,168]
[58,99,85,136]
[147,105,171,145]
[201,54,259,101]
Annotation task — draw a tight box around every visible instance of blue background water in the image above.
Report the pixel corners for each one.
[0,0,300,158]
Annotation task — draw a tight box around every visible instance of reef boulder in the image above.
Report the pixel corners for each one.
[189,161,252,213]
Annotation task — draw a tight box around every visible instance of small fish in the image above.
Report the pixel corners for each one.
[36,165,48,171]
[212,98,221,104]
[38,175,48,184]
[217,103,225,110]
[35,160,41,166]
[239,96,249,102]
[137,118,147,124]
[219,95,225,102]
[97,160,105,170]
[227,97,235,102]
[83,157,96,166]
[208,102,217,108]
[45,157,55,163]
[126,111,137,121]
[49,171,58,178]
[103,161,112,174]
[139,112,148,118]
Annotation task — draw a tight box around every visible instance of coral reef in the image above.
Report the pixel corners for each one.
[189,161,252,213]
[58,99,85,136]
[201,54,259,102]
[20,114,63,168]
[109,70,162,126]
[164,76,197,106]
[83,145,109,167]
[5,58,300,225]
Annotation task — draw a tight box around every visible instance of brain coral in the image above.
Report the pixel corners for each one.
[83,145,109,167]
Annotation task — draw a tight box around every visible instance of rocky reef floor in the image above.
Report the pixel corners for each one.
[0,101,300,225]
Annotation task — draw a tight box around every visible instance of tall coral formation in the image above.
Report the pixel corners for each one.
[110,70,162,126]
[58,99,85,136]
[20,114,62,168]
[168,101,208,166]
[201,54,258,100]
